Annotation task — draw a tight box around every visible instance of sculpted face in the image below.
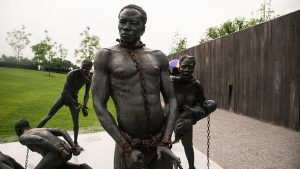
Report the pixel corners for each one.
[179,58,195,80]
[118,8,145,44]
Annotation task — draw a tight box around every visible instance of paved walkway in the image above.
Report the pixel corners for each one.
[2,109,299,169]
[0,132,222,169]
[193,109,300,169]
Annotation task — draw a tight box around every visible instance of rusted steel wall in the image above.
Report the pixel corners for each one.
[168,11,300,131]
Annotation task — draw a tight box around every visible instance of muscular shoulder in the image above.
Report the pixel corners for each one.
[193,79,204,92]
[194,79,201,85]
[96,48,113,58]
[145,48,169,68]
[67,69,80,76]
[94,48,114,70]
[144,48,166,58]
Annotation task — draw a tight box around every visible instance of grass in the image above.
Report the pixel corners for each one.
[0,67,116,143]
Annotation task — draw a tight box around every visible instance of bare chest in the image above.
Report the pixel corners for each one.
[110,51,160,80]
[174,83,199,107]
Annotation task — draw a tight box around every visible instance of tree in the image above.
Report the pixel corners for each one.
[31,30,57,76]
[51,58,76,71]
[0,54,18,64]
[200,0,279,43]
[169,32,187,54]
[258,0,278,22]
[6,25,31,63]
[57,43,68,72]
[74,26,100,63]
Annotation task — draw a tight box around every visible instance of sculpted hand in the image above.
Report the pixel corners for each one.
[160,137,172,147]
[60,149,72,160]
[71,147,81,156]
[203,100,217,113]
[125,149,144,168]
[82,107,88,117]
[157,146,183,169]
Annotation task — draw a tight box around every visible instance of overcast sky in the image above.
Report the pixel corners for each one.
[0,0,299,64]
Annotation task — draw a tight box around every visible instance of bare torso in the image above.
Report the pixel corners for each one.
[62,70,90,97]
[107,46,165,139]
[173,78,199,108]
[20,128,69,156]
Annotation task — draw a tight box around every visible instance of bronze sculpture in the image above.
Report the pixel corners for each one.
[15,119,92,169]
[172,55,217,169]
[0,151,24,169]
[37,59,93,150]
[92,4,177,169]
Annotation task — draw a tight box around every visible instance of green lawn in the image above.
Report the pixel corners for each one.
[0,67,116,143]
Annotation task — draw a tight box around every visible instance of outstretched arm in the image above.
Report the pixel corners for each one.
[47,128,76,148]
[158,52,177,144]
[92,49,132,152]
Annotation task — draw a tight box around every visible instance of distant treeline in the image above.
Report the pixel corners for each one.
[0,54,79,73]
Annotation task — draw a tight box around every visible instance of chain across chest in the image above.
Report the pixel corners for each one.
[111,53,160,79]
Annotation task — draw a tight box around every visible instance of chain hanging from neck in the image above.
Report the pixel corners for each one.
[207,114,211,169]
[125,48,153,137]
[24,148,29,169]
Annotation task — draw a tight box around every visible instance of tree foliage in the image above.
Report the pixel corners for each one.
[56,44,68,71]
[51,58,77,70]
[170,32,187,54]
[6,25,31,62]
[74,26,100,63]
[200,0,279,43]
[31,31,57,76]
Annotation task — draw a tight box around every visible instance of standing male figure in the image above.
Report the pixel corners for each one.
[37,59,93,149]
[92,4,177,169]
[15,119,92,169]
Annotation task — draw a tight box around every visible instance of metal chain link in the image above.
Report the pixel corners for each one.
[207,114,211,169]
[24,148,29,169]
[127,49,153,137]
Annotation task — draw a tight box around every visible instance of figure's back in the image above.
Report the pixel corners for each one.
[21,129,68,156]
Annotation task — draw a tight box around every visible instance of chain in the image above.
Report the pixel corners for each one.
[207,114,211,169]
[127,49,153,137]
[24,148,29,169]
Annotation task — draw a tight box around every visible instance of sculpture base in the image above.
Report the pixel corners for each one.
[0,132,222,169]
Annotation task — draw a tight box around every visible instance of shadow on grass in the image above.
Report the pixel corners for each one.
[44,75,56,78]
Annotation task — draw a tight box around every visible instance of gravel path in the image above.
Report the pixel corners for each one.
[192,109,300,169]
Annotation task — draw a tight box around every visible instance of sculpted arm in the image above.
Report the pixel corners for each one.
[196,81,206,105]
[182,81,207,123]
[158,52,177,143]
[92,49,131,152]
[83,80,91,108]
[47,128,76,148]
